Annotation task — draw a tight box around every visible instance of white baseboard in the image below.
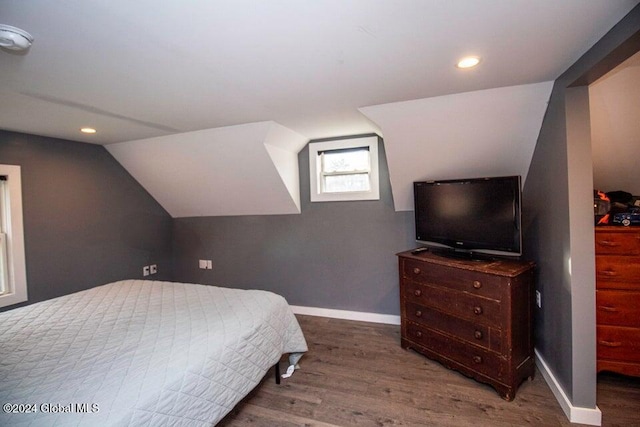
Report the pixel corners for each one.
[290,305,401,325]
[535,349,602,426]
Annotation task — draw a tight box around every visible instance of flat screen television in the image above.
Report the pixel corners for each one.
[413,175,522,258]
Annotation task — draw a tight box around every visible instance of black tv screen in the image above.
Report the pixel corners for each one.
[413,176,522,257]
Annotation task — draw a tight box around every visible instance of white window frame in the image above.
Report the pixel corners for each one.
[0,164,28,308]
[309,135,380,202]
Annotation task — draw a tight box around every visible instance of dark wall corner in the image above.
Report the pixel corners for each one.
[0,130,173,311]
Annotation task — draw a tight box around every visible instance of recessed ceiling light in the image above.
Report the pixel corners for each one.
[80,127,97,134]
[456,56,481,69]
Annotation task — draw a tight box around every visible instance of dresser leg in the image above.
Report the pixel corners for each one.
[499,387,515,402]
[400,337,412,350]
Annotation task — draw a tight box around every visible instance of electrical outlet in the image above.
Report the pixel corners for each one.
[150,264,157,274]
[143,266,150,276]
[535,290,541,308]
[199,260,213,270]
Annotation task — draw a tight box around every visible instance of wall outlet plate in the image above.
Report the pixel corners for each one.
[535,290,542,308]
[150,264,157,274]
[143,266,150,276]
[199,259,213,269]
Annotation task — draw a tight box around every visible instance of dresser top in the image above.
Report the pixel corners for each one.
[397,249,535,277]
[595,225,640,233]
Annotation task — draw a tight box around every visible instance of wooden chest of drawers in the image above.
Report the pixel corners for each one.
[595,226,640,377]
[397,250,535,401]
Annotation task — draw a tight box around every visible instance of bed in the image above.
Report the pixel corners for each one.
[0,279,307,426]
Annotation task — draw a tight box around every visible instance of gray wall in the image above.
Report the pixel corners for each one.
[0,130,173,311]
[172,138,415,314]
[523,5,640,409]
[523,78,574,389]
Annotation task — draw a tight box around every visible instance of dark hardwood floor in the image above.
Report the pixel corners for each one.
[219,315,640,426]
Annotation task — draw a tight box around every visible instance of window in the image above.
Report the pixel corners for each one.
[0,165,27,308]
[309,135,380,202]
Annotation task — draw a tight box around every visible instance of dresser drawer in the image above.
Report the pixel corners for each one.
[402,258,504,300]
[403,280,502,328]
[405,322,506,380]
[597,325,640,363]
[595,256,640,288]
[596,291,640,327]
[404,302,502,352]
[595,231,640,255]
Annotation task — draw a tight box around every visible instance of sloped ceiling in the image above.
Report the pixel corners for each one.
[107,122,306,217]
[361,82,554,211]
[1,1,636,144]
[590,51,640,195]
[1,1,638,216]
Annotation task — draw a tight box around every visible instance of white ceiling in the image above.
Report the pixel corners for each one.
[360,81,554,211]
[1,1,637,144]
[1,1,638,217]
[590,51,640,195]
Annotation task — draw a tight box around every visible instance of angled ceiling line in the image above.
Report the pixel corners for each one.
[19,91,181,134]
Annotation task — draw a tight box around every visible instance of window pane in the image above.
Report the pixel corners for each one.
[322,148,369,173]
[323,173,370,193]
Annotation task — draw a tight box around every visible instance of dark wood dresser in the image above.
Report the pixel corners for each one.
[595,226,640,377]
[397,249,535,401]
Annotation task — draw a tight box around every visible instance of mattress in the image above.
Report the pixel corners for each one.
[0,280,307,426]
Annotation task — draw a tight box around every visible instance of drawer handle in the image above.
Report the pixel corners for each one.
[601,270,619,277]
[472,356,482,364]
[472,280,482,289]
[598,305,618,313]
[413,267,421,275]
[473,306,483,315]
[598,240,621,247]
[415,331,422,338]
[599,340,622,348]
[414,289,422,297]
[415,310,422,317]
[474,330,483,339]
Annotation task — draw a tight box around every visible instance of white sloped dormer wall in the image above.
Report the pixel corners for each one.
[106,121,307,218]
[360,81,554,211]
[107,82,553,218]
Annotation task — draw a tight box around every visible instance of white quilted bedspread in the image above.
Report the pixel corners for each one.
[0,280,307,426]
